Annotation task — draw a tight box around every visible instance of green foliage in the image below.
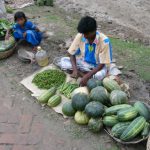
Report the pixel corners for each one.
[36,0,53,6]
[5,5,13,14]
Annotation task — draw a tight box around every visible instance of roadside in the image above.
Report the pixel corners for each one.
[0,3,149,150]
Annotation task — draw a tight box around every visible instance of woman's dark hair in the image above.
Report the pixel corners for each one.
[77,16,97,34]
[14,11,27,22]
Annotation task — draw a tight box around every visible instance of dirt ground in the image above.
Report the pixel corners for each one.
[0,1,149,150]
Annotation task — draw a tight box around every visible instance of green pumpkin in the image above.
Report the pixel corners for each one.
[87,79,103,91]
[62,102,76,116]
[90,86,110,105]
[88,118,103,133]
[72,93,90,111]
[110,90,128,105]
[74,111,89,125]
[85,101,104,118]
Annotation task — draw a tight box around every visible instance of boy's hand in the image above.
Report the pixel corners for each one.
[80,74,90,86]
[71,70,78,79]
[23,32,27,38]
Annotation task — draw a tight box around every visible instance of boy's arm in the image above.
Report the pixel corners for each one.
[80,64,104,86]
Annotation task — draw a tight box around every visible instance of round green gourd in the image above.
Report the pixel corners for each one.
[103,115,119,127]
[87,79,103,91]
[47,95,61,107]
[72,93,90,111]
[110,90,128,105]
[62,102,76,116]
[88,118,103,133]
[103,77,121,92]
[90,86,110,105]
[85,101,104,118]
[74,111,89,125]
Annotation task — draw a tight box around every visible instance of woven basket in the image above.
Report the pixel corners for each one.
[0,45,16,60]
[147,136,150,150]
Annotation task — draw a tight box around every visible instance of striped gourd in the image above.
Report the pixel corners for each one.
[111,122,131,138]
[105,104,132,115]
[134,101,150,121]
[117,107,138,121]
[47,95,61,107]
[103,115,119,127]
[120,116,146,141]
[110,90,128,105]
[103,77,121,92]
[141,122,150,138]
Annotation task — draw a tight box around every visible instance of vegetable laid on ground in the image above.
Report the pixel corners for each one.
[134,101,150,121]
[141,122,150,138]
[38,87,56,104]
[47,94,61,107]
[62,102,76,116]
[72,93,90,111]
[85,101,104,118]
[59,82,78,99]
[74,111,89,125]
[110,90,128,105]
[103,77,121,92]
[90,86,110,105]
[88,118,103,133]
[32,69,66,89]
[120,116,146,141]
[103,115,119,127]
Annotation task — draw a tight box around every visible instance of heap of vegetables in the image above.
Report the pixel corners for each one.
[0,19,13,38]
[32,69,66,89]
[35,71,150,143]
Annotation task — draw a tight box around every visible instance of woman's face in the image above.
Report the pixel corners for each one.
[16,17,25,26]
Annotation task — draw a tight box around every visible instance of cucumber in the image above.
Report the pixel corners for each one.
[47,95,61,107]
[38,87,56,104]
[105,104,132,115]
[117,107,138,121]
[111,122,131,138]
[103,115,119,127]
[141,122,150,138]
[120,116,146,141]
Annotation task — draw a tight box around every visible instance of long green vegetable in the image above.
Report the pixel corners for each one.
[32,69,66,89]
[59,82,78,99]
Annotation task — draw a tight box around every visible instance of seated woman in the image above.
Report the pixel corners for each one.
[66,16,118,86]
[5,11,42,51]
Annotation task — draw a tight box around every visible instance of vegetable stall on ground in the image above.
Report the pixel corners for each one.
[28,68,150,145]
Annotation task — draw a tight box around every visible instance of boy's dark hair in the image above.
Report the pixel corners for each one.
[77,16,97,34]
[14,11,27,22]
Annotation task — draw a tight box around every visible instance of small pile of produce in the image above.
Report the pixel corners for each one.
[0,19,13,38]
[59,82,78,99]
[32,69,66,89]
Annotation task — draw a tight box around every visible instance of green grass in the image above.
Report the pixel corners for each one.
[110,38,150,81]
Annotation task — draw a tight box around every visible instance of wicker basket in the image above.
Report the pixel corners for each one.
[0,45,16,60]
[147,136,150,150]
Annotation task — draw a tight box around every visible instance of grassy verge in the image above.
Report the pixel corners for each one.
[110,38,150,81]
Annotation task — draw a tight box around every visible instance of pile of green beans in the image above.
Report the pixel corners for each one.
[32,69,66,89]
[59,82,79,99]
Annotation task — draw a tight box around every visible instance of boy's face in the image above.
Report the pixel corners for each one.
[16,17,25,26]
[84,31,96,41]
